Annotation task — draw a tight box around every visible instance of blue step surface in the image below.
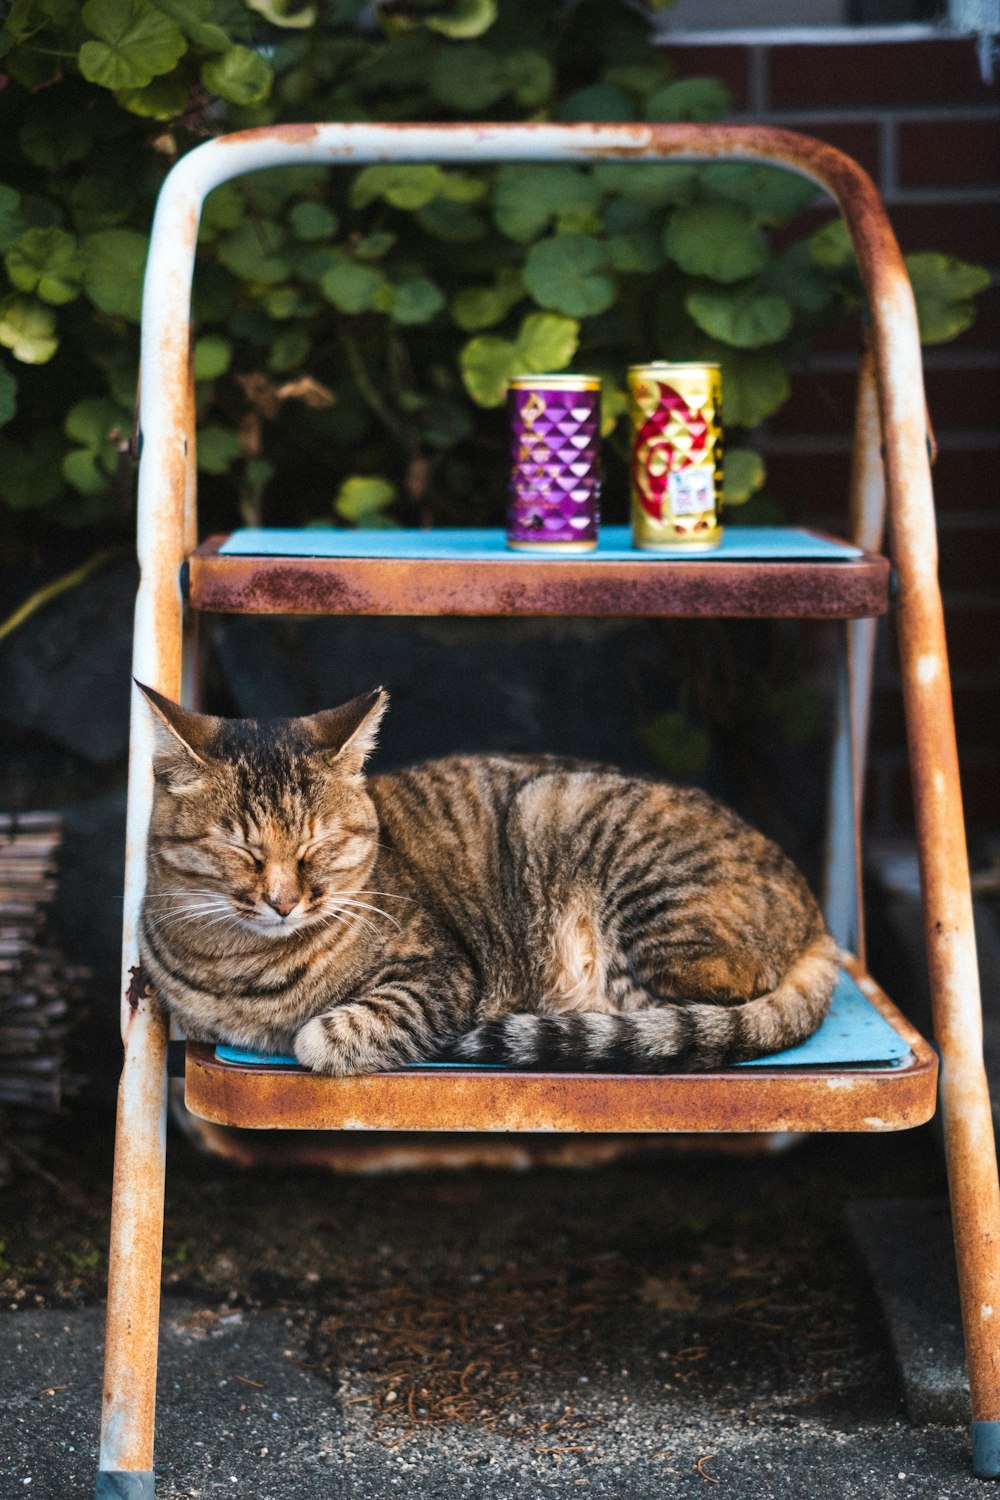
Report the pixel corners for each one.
[218,525,863,564]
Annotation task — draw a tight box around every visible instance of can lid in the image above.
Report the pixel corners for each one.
[508,374,601,390]
[627,362,720,373]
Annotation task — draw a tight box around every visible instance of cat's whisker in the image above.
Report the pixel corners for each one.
[335,897,402,932]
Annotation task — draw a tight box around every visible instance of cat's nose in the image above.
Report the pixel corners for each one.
[265,895,298,919]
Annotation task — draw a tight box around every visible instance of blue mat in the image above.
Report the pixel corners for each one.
[214,969,911,1072]
[218,526,862,564]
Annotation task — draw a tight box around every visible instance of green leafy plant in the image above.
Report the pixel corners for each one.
[0,0,988,560]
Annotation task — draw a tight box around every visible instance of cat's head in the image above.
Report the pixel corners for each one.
[138,682,387,940]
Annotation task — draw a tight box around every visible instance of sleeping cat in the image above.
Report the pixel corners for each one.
[138,682,838,1076]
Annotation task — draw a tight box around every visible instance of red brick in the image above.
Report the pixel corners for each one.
[898,116,1000,190]
[667,45,751,113]
[946,283,1000,354]
[767,40,1000,111]
[759,450,852,521]
[883,755,1000,830]
[937,523,1000,590]
[941,605,1000,670]
[955,758,1000,827]
[872,684,1000,748]
[786,120,882,185]
[930,447,1000,512]
[770,369,859,436]
[924,364,1000,432]
[886,202,1000,263]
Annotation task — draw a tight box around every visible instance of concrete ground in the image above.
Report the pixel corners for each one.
[0,1116,989,1500]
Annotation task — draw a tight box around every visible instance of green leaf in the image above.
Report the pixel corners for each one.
[335,474,396,522]
[351,232,397,260]
[82,229,149,319]
[450,273,523,331]
[763,242,834,317]
[664,201,767,284]
[115,74,191,116]
[0,430,65,509]
[201,45,273,105]
[65,396,128,453]
[197,424,242,474]
[245,0,316,27]
[593,162,698,207]
[18,118,91,170]
[0,296,59,364]
[267,327,310,373]
[193,334,232,379]
[319,261,384,314]
[0,187,26,254]
[558,83,633,121]
[62,448,109,496]
[201,182,246,237]
[640,712,710,775]
[0,363,17,429]
[151,0,230,49]
[423,0,497,39]
[459,334,519,407]
[905,252,991,345]
[351,164,445,211]
[704,163,818,221]
[514,311,579,372]
[390,277,446,326]
[505,49,553,107]
[685,286,793,349]
[718,350,790,428]
[5,228,84,305]
[523,235,615,318]
[646,77,731,122]
[217,220,288,284]
[289,201,338,242]
[809,218,854,269]
[415,200,485,243]
[607,228,662,274]
[493,166,600,242]
[438,172,487,205]
[79,0,187,90]
[723,447,765,506]
[428,46,508,110]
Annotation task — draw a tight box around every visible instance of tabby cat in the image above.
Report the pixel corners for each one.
[138,683,838,1075]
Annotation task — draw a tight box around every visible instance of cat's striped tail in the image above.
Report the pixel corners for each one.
[447,933,840,1073]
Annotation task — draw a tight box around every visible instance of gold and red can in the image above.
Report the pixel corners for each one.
[628,362,723,549]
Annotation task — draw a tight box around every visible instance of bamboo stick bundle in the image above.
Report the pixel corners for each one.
[0,812,86,1182]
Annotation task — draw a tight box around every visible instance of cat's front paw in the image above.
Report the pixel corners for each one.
[294,1006,401,1077]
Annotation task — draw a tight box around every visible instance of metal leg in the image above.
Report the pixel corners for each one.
[972,1423,1000,1481]
[95,980,168,1497]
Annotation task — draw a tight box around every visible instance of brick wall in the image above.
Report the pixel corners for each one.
[670,35,1000,831]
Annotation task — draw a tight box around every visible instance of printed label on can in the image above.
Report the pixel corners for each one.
[668,467,715,516]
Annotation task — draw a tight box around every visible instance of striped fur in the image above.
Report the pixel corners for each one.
[138,685,838,1077]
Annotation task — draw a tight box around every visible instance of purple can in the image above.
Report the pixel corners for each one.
[506,374,601,551]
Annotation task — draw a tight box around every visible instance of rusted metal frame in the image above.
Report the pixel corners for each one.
[841,171,1000,1463]
[186,543,891,620]
[95,142,196,1498]
[103,122,1000,1478]
[824,350,887,959]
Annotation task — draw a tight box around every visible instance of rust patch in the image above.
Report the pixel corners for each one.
[126,964,152,1014]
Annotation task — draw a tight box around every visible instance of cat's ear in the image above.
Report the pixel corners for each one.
[298,687,387,775]
[136,681,218,790]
